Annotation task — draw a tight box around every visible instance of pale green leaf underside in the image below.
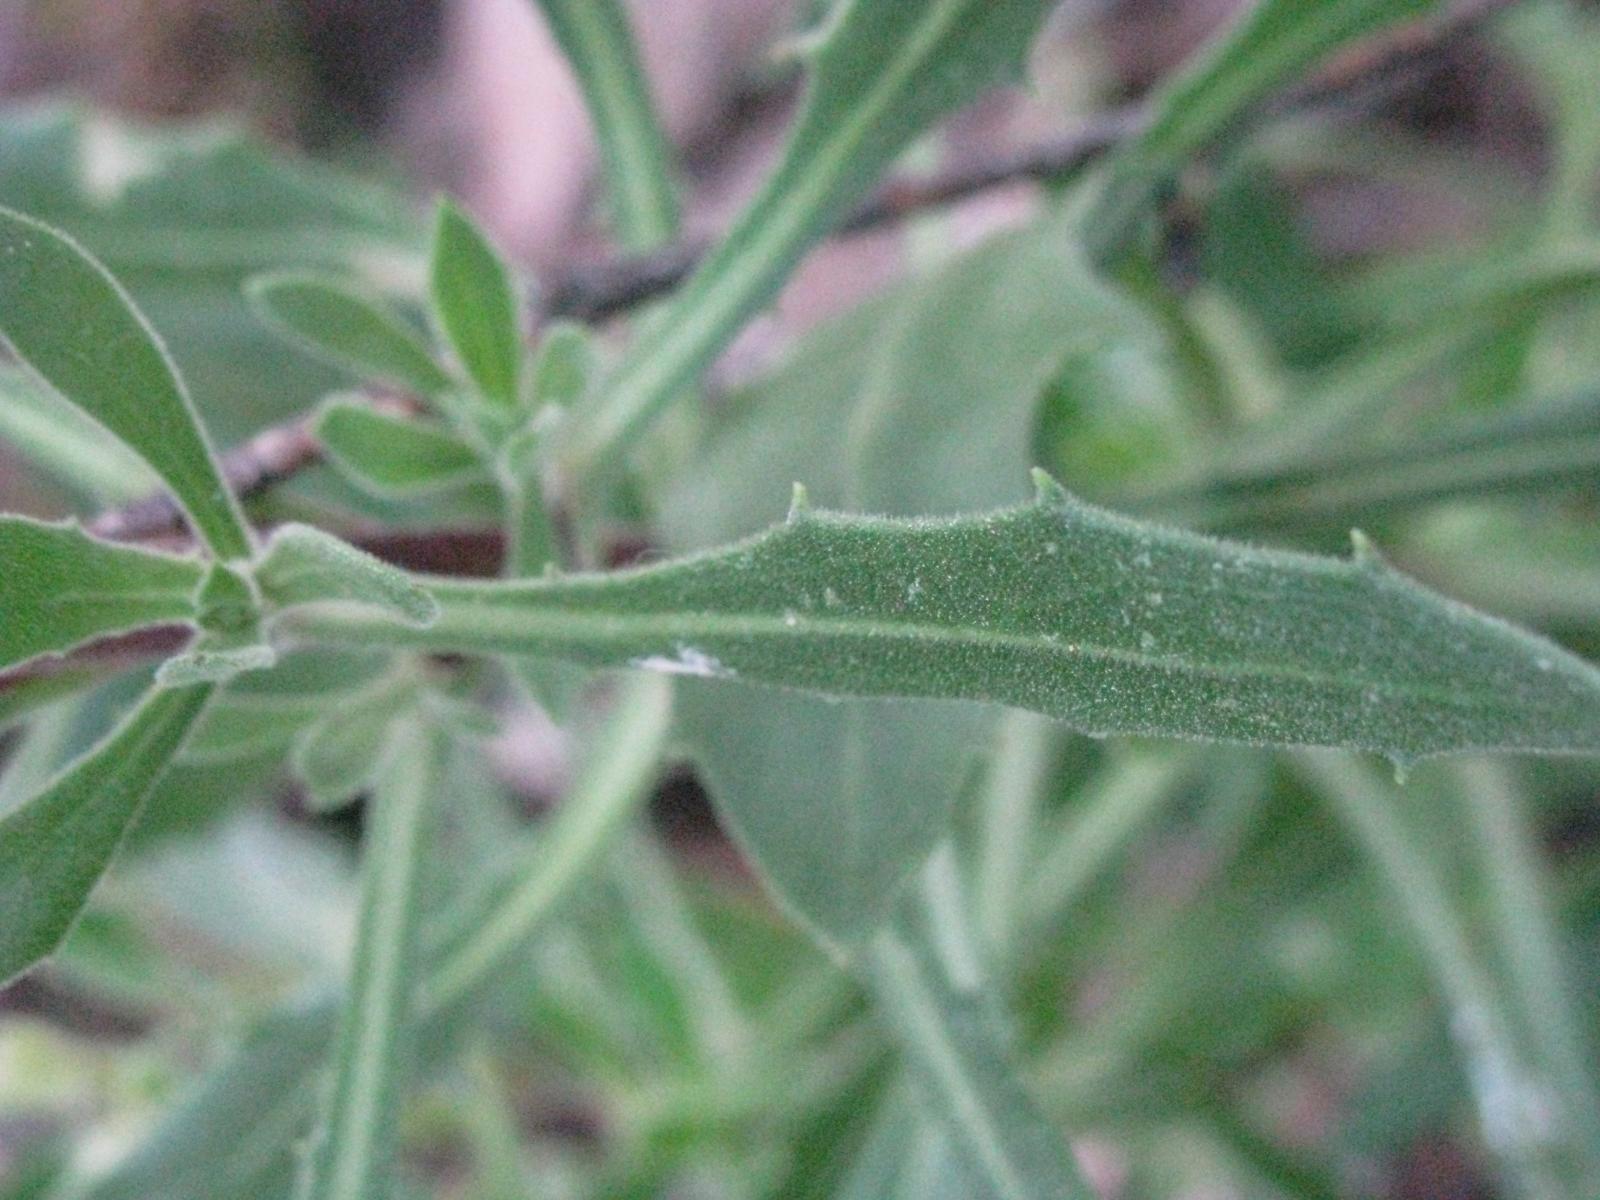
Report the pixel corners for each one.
[683,684,986,951]
[561,0,1057,474]
[290,489,1600,760]
[0,516,203,674]
[0,206,251,559]
[0,682,213,986]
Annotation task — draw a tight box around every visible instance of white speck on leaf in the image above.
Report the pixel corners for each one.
[631,645,734,679]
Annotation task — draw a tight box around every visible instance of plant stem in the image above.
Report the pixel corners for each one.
[1297,752,1580,1200]
[1454,758,1600,1192]
[299,717,441,1200]
[418,672,672,1016]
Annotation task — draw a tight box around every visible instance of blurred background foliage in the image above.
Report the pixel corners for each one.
[1,1,1599,1198]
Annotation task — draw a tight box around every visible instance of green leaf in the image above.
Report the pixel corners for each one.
[0,104,425,447]
[0,681,213,986]
[685,686,986,953]
[864,849,1092,1199]
[664,206,1161,541]
[523,321,595,412]
[421,672,673,1013]
[1084,0,1436,264]
[1133,388,1600,534]
[662,211,1161,949]
[292,680,418,813]
[255,524,439,628]
[532,0,680,250]
[77,1000,340,1200]
[247,272,451,398]
[560,0,1058,476]
[298,717,441,1200]
[0,365,160,507]
[289,486,1600,760]
[428,201,524,408]
[0,516,203,674]
[0,206,252,559]
[314,399,486,498]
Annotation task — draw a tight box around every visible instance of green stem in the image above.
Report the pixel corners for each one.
[974,710,1057,966]
[1455,759,1600,1192]
[1297,752,1578,1200]
[419,672,672,1016]
[532,0,679,252]
[864,846,1095,1200]
[300,718,441,1200]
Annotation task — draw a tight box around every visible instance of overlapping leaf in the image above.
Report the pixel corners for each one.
[0,207,251,558]
[291,488,1600,761]
[0,517,203,674]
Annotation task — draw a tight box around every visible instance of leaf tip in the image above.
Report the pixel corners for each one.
[1030,467,1072,508]
[787,481,813,523]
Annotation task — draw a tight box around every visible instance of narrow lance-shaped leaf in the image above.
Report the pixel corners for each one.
[0,516,204,674]
[298,717,440,1200]
[1084,0,1437,264]
[314,399,486,498]
[0,206,252,559]
[0,681,214,986]
[864,848,1093,1200]
[285,480,1600,761]
[428,201,525,407]
[247,272,452,398]
[532,0,679,250]
[81,674,672,1200]
[559,0,1058,478]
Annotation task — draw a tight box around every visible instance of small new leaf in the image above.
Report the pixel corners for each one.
[523,322,593,413]
[0,516,203,674]
[247,272,451,398]
[314,399,485,498]
[0,207,252,559]
[255,525,439,628]
[0,682,214,986]
[429,200,524,408]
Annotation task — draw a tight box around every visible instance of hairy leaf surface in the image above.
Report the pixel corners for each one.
[428,201,524,407]
[0,516,203,674]
[294,490,1600,759]
[248,272,450,398]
